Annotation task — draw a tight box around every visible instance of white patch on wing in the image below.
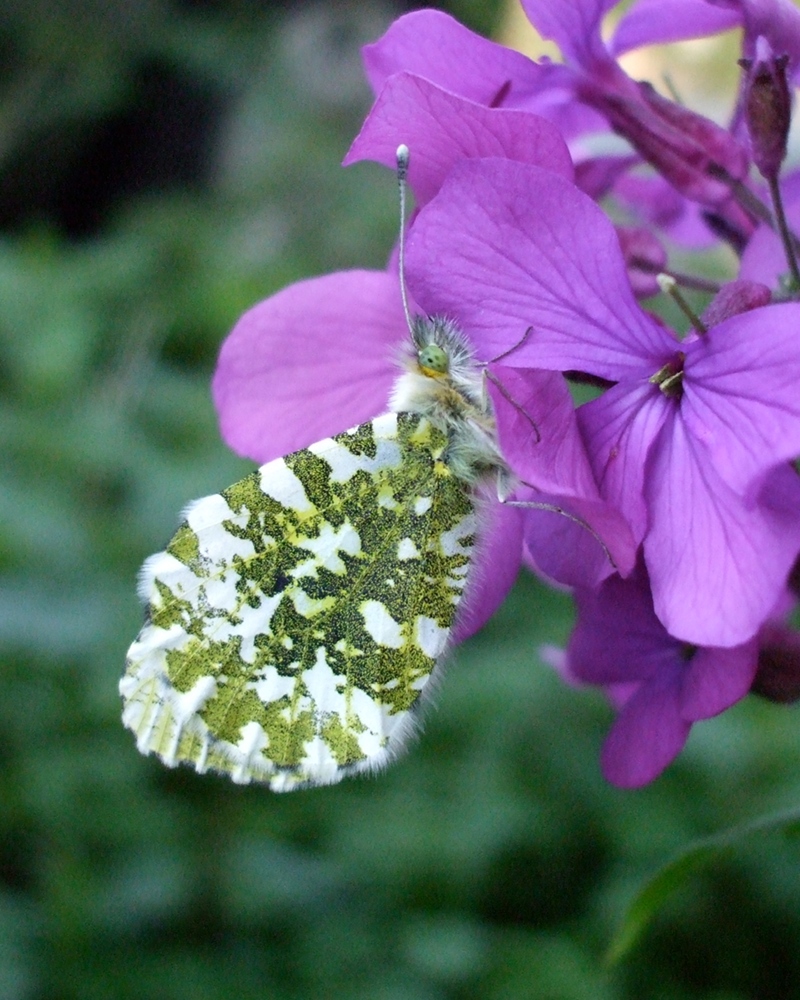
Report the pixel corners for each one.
[201,525,256,568]
[397,537,420,560]
[301,735,345,780]
[295,520,362,575]
[302,647,343,710]
[259,458,315,512]
[350,686,391,741]
[184,493,236,532]
[139,551,189,602]
[173,675,217,722]
[161,675,218,765]
[311,415,403,482]
[360,600,404,648]
[290,588,334,617]
[126,621,186,664]
[415,615,450,659]
[439,511,477,557]
[211,591,284,661]
[202,569,244,613]
[251,669,297,705]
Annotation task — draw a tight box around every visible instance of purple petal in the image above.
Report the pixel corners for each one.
[601,670,691,787]
[522,495,635,588]
[681,641,758,720]
[362,9,543,107]
[568,563,682,686]
[520,0,615,66]
[527,71,612,140]
[738,0,800,66]
[488,366,597,495]
[578,382,670,546]
[645,410,800,646]
[452,500,523,643]
[488,366,636,582]
[406,159,675,378]
[605,680,641,709]
[524,509,607,589]
[683,303,800,496]
[212,270,403,464]
[344,73,573,204]
[614,173,721,248]
[610,0,741,56]
[574,154,639,200]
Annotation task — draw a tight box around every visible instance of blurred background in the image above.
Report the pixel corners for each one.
[3,1,800,997]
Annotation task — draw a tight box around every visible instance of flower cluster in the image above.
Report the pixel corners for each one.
[212,0,800,787]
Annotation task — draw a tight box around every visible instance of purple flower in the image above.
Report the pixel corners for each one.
[610,0,742,55]
[520,0,750,206]
[404,157,800,647]
[371,2,750,209]
[566,560,759,787]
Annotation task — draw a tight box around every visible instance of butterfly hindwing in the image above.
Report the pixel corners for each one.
[120,411,477,790]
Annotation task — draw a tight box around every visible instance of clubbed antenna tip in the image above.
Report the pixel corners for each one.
[396,144,410,177]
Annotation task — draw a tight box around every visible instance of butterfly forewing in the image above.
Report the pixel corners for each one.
[120,411,476,790]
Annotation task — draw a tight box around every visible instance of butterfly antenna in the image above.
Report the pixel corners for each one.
[396,144,415,335]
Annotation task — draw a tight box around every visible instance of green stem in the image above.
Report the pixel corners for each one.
[768,174,800,293]
[656,274,707,335]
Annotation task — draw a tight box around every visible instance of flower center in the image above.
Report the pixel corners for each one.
[650,352,685,399]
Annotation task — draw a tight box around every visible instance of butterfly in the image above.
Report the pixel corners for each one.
[120,145,516,790]
[120,312,511,789]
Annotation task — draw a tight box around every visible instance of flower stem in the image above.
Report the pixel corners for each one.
[718,168,800,260]
[656,274,707,334]
[768,174,800,294]
[661,270,721,294]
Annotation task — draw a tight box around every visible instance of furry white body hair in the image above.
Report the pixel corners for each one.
[389,314,510,490]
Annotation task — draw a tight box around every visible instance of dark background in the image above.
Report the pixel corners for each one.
[2,2,800,997]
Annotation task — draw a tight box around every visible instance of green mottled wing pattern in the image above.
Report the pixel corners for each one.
[120,411,476,791]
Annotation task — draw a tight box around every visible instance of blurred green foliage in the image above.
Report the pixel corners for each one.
[2,2,800,998]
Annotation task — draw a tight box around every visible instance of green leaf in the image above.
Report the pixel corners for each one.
[607,805,800,964]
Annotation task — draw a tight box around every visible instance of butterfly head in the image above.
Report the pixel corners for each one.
[417,342,448,378]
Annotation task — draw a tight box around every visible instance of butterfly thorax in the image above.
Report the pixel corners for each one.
[389,315,507,487]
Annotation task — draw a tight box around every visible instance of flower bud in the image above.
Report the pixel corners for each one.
[586,75,748,207]
[752,622,800,704]
[740,36,791,181]
[700,279,771,327]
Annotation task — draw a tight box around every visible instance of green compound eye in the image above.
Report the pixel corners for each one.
[418,344,448,374]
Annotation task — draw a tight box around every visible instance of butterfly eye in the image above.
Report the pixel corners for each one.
[418,344,448,374]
